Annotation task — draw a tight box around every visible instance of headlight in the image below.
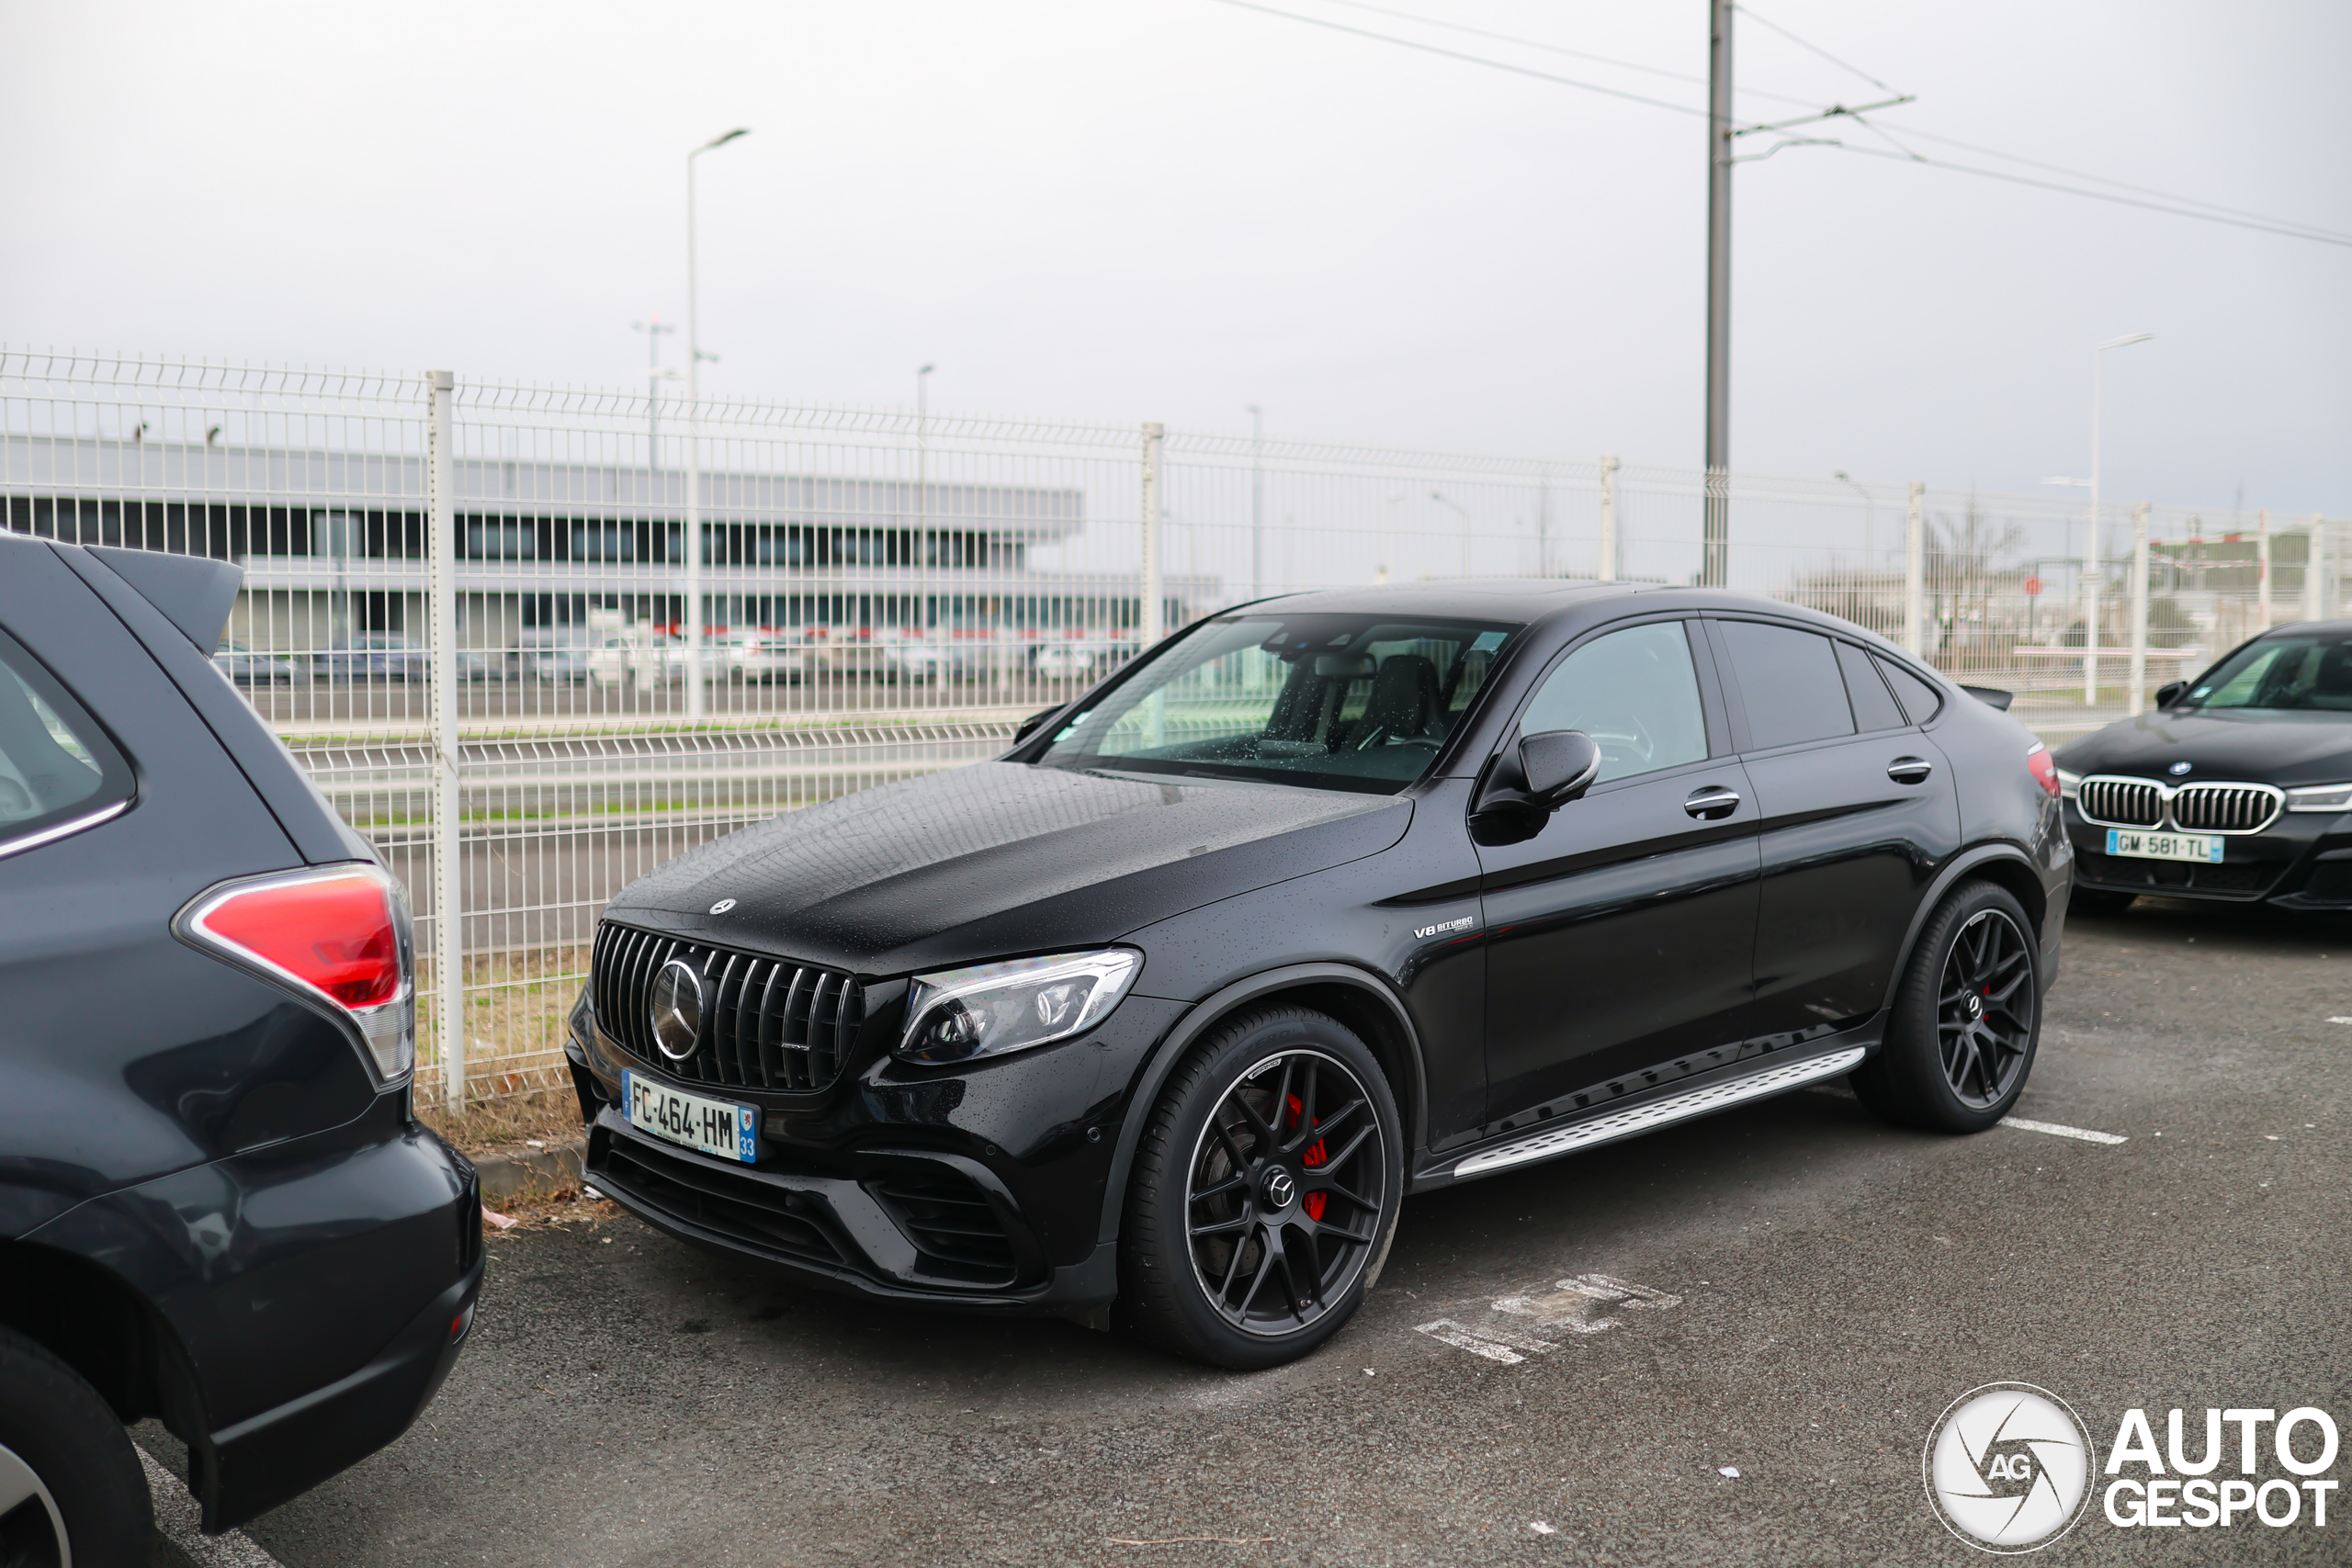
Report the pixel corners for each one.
[897,949,1142,1065]
[2285,782,2352,814]
[2055,767,2082,800]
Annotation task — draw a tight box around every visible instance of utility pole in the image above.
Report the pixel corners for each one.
[917,364,934,650]
[1702,0,1734,589]
[2084,332,2154,704]
[684,127,750,721]
[630,318,675,474]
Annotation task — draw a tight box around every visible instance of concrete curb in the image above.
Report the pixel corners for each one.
[473,1136,588,1204]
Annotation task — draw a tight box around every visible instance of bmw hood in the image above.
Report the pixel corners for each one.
[605,761,1411,976]
[2055,708,2352,786]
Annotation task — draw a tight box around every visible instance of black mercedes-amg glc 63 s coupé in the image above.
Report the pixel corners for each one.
[565,582,2068,1368]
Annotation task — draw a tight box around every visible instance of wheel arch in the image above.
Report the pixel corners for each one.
[0,1238,210,1468]
[1096,964,1426,1247]
[1881,844,2049,1015]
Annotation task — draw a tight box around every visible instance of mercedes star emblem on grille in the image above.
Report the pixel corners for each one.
[649,958,705,1061]
[709,897,737,914]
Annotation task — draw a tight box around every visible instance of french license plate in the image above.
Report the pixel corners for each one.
[2106,828,2223,864]
[621,1068,756,1163]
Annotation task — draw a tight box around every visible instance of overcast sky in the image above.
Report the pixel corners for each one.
[3,0,2345,515]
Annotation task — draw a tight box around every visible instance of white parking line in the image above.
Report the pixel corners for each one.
[2000,1115,2128,1145]
[138,1448,284,1567]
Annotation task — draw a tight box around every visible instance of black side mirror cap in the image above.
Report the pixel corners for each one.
[2154,681,2188,708]
[1960,684,2014,712]
[1519,728,1601,809]
[1012,706,1062,744]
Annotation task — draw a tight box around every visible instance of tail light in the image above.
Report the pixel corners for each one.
[175,863,416,1087]
[2026,742,2061,799]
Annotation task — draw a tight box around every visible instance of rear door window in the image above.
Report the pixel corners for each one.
[1717,621,1855,750]
[0,627,136,855]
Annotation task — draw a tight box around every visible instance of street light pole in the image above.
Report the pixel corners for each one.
[1247,404,1264,600]
[630,318,675,475]
[2083,332,2154,705]
[1702,0,1734,589]
[1834,471,1874,571]
[684,127,750,722]
[917,365,934,658]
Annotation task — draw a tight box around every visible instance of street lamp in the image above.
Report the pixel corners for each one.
[684,126,750,720]
[917,365,934,657]
[2078,332,2154,705]
[1431,491,1473,578]
[1246,405,1264,601]
[630,318,676,475]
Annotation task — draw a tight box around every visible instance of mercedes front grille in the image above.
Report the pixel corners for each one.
[593,921,863,1092]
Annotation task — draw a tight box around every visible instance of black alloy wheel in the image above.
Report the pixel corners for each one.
[1184,1048,1386,1336]
[1937,908,2036,1109]
[1851,879,2042,1134]
[1120,1006,1403,1369]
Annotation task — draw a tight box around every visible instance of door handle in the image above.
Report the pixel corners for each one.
[1888,757,1933,784]
[1684,784,1741,819]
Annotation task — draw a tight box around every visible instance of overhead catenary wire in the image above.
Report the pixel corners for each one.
[1204,0,2352,250]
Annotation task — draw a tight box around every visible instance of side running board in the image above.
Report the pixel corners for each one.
[1449,1046,1868,1180]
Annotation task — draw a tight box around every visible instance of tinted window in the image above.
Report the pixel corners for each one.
[0,627,134,853]
[1035,613,1516,795]
[1875,657,1945,724]
[2184,633,2352,712]
[1521,621,1708,784]
[1836,640,1908,730]
[1719,621,1854,750]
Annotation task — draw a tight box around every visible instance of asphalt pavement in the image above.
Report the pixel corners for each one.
[142,897,2352,1566]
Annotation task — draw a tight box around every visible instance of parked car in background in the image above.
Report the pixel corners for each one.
[588,631,684,688]
[520,629,594,684]
[564,582,2064,1371]
[316,632,429,682]
[1028,636,1102,680]
[0,533,481,1563]
[721,633,806,685]
[210,639,302,685]
[2057,619,2352,914]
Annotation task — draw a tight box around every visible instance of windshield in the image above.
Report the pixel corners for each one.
[1032,613,1518,794]
[2184,632,2352,712]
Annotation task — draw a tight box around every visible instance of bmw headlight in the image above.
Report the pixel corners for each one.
[2055,767,2081,801]
[896,950,1142,1065]
[2286,782,2352,814]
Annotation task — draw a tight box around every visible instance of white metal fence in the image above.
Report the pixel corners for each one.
[6,348,2343,1107]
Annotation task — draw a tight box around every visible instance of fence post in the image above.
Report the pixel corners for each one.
[425,370,465,1111]
[2128,501,2150,716]
[2257,509,2272,630]
[1139,423,1163,648]
[1597,456,1619,582]
[1903,481,1925,657]
[2303,513,2324,623]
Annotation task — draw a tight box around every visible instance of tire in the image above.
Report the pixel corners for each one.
[1852,881,2042,1133]
[2068,886,2136,918]
[1118,1005,1404,1370]
[0,1325,153,1568]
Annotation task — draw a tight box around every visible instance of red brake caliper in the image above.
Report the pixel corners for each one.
[1285,1092,1329,1221]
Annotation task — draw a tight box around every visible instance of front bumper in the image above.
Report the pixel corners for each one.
[2064,802,2352,908]
[566,989,1186,1314]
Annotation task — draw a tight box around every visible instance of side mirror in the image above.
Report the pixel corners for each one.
[1012,706,1062,744]
[1518,729,1601,810]
[2154,681,2188,709]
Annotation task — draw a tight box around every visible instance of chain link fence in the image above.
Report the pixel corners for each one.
[6,348,2343,1106]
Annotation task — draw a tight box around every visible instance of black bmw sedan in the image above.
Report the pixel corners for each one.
[568,583,2069,1368]
[2056,620,2352,915]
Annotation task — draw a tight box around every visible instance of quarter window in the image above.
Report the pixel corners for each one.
[0,627,135,854]
[1835,640,1909,731]
[1718,621,1855,750]
[1521,621,1709,784]
[1874,657,1945,724]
